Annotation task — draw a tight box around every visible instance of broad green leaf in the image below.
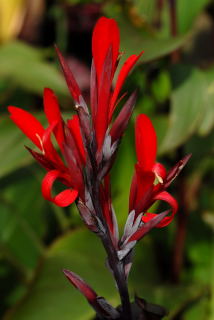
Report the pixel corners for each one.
[0,117,33,178]
[160,66,207,153]
[151,71,171,104]
[181,295,211,320]
[160,65,214,153]
[5,230,119,320]
[0,167,46,271]
[130,0,156,25]
[0,41,68,96]
[198,68,214,136]
[177,0,211,34]
[104,4,187,64]
[5,229,209,320]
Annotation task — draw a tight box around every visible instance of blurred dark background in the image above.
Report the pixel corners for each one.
[0,0,213,319]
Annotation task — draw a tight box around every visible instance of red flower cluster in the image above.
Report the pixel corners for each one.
[8,16,191,318]
[8,17,142,209]
[8,15,191,244]
[8,15,191,242]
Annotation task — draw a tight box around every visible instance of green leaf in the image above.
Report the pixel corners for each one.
[6,228,209,319]
[177,0,211,34]
[130,0,156,25]
[151,71,171,103]
[198,68,214,136]
[104,4,187,64]
[160,65,214,153]
[0,117,33,178]
[0,167,46,271]
[5,228,163,320]
[6,230,118,320]
[160,66,207,153]
[0,41,68,96]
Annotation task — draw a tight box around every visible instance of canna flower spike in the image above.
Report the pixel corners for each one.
[8,16,191,320]
[8,16,142,209]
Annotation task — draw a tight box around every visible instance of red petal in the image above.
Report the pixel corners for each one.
[67,115,86,165]
[95,46,113,150]
[109,52,143,119]
[142,191,178,227]
[55,46,82,104]
[153,162,167,181]
[43,88,64,148]
[99,182,113,233]
[135,114,157,171]
[41,170,78,207]
[90,59,98,124]
[92,17,119,83]
[135,165,155,215]
[42,122,66,172]
[63,269,97,302]
[8,106,44,150]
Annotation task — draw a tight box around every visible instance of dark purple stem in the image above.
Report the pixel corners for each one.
[78,108,132,319]
[168,0,180,63]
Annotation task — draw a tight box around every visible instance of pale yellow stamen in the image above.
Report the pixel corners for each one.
[155,172,163,184]
[36,133,45,154]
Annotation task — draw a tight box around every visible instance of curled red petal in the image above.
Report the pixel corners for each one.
[135,114,157,171]
[92,17,119,83]
[41,170,78,207]
[109,52,143,119]
[142,191,178,228]
[8,106,44,150]
[43,88,64,148]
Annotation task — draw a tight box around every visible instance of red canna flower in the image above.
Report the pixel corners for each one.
[57,16,143,152]
[8,17,141,213]
[8,89,83,207]
[125,114,191,243]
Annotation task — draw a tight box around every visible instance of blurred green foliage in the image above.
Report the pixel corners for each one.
[0,0,213,319]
